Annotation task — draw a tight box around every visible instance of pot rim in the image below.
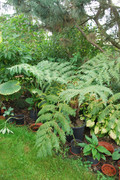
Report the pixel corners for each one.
[101,164,116,176]
[72,122,86,129]
[69,148,81,156]
[70,139,83,147]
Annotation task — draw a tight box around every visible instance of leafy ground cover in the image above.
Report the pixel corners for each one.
[0,120,98,180]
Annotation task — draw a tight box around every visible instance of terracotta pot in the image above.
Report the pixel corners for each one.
[1,108,4,114]
[0,115,5,120]
[98,141,114,153]
[29,123,43,132]
[101,164,116,176]
[118,160,120,167]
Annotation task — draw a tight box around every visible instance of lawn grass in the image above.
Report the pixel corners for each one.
[0,120,100,180]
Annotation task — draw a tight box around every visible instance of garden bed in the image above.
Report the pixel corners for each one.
[2,99,120,179]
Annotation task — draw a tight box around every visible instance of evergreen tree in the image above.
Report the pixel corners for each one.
[7,0,120,51]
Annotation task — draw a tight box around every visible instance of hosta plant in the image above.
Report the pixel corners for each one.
[79,134,111,161]
[85,93,120,145]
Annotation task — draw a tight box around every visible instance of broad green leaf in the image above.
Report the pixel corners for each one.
[83,145,91,154]
[112,151,120,160]
[78,143,86,147]
[96,152,100,161]
[25,98,34,105]
[0,80,21,95]
[92,134,98,146]
[101,154,106,160]
[92,148,97,159]
[97,146,111,155]
[85,135,93,144]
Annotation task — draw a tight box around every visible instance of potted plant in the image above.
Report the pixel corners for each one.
[29,123,43,132]
[79,134,111,166]
[2,107,14,123]
[25,97,38,121]
[67,97,89,142]
[66,115,86,142]
[98,141,114,153]
[2,107,24,126]
[101,164,116,176]
[70,139,83,155]
[13,114,24,126]
[0,107,14,134]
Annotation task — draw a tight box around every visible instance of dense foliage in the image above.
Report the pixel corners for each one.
[7,0,120,51]
[0,4,120,158]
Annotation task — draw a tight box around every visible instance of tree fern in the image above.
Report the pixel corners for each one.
[77,51,120,87]
[35,96,75,158]
[60,85,112,106]
[8,61,75,88]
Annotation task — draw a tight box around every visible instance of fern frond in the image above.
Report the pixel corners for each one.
[46,95,59,104]
[38,104,56,116]
[54,112,71,132]
[77,51,120,86]
[60,85,112,106]
[8,61,76,91]
[36,113,53,123]
[108,93,120,103]
[58,103,76,116]
[36,121,66,158]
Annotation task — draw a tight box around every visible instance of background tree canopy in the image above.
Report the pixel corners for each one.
[7,0,120,51]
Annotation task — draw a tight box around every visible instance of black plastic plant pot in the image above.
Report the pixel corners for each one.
[66,134,73,143]
[70,139,82,155]
[14,115,24,126]
[86,156,100,166]
[66,122,86,143]
[29,110,38,121]
[8,117,15,124]
[72,122,86,141]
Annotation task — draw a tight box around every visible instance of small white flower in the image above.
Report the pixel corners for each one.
[0,127,13,134]
[6,128,14,134]
[2,128,7,134]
